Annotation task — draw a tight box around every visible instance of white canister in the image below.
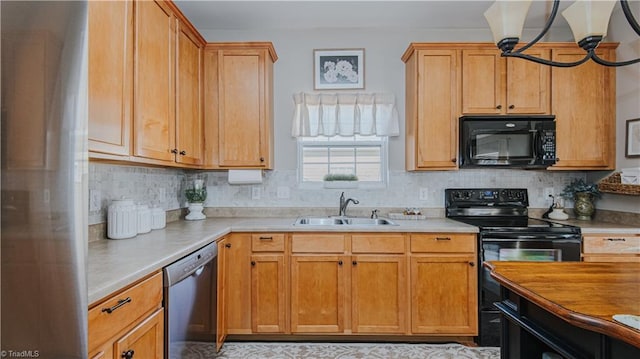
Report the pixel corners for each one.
[136,204,152,234]
[107,198,137,239]
[151,207,166,230]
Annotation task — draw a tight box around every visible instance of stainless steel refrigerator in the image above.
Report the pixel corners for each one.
[1,1,88,358]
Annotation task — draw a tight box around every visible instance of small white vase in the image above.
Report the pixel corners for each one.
[548,208,569,220]
[186,202,206,221]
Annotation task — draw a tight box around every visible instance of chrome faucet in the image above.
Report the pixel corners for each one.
[339,192,359,217]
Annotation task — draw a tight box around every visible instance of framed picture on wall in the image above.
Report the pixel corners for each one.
[626,118,640,158]
[314,49,364,90]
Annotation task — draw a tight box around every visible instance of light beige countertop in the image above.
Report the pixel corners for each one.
[88,216,478,306]
[88,215,639,306]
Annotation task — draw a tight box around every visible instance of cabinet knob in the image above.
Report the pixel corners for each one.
[451,158,457,163]
[352,260,357,266]
[251,261,256,266]
[259,157,265,162]
[496,105,502,110]
[179,150,186,155]
[508,104,515,109]
[171,149,178,154]
[469,262,475,267]
[225,243,231,248]
[121,350,134,359]
[338,260,343,266]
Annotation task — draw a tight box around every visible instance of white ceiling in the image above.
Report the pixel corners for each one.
[174,0,574,32]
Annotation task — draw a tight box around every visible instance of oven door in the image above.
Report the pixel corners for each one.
[480,236,581,310]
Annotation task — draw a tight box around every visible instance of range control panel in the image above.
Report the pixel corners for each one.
[445,188,529,207]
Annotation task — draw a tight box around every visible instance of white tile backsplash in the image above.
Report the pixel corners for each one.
[89,163,585,225]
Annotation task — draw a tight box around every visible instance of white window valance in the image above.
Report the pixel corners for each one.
[291,92,400,137]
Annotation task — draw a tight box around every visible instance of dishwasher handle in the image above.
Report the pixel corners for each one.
[163,242,218,287]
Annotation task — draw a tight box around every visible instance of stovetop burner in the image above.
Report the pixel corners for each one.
[445,188,580,235]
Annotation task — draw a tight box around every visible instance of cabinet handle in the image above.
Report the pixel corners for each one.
[179,150,186,155]
[496,105,502,110]
[121,350,134,359]
[259,236,273,241]
[451,158,456,163]
[260,157,265,162]
[225,243,231,248]
[435,237,451,241]
[352,260,357,266]
[251,261,256,266]
[606,238,626,242]
[469,262,475,267]
[338,260,343,266]
[171,149,178,154]
[508,104,515,109]
[101,297,132,314]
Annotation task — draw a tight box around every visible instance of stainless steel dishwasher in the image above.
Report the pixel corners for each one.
[163,242,217,359]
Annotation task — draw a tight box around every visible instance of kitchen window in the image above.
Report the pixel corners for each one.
[297,135,388,188]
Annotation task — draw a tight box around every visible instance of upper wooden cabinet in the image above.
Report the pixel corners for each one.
[133,0,176,163]
[403,42,616,171]
[175,18,204,166]
[89,0,205,167]
[402,46,460,170]
[461,48,550,115]
[550,46,616,170]
[204,43,278,169]
[88,0,133,158]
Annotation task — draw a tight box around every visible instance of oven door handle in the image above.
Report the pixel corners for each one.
[482,235,581,242]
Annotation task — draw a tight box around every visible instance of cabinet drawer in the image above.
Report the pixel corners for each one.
[410,234,476,253]
[351,234,406,253]
[89,272,162,351]
[583,235,640,254]
[291,234,345,253]
[252,233,285,252]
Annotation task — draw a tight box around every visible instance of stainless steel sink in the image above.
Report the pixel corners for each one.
[342,218,397,226]
[294,217,397,226]
[295,217,346,225]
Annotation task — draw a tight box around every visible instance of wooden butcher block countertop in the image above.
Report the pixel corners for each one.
[485,261,640,348]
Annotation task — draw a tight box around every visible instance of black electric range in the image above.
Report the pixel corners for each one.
[445,188,581,347]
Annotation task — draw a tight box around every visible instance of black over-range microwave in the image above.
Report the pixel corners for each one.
[459,115,557,169]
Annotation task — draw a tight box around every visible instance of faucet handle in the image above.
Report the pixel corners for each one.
[371,209,379,219]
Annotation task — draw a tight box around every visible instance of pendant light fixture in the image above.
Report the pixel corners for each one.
[484,0,640,67]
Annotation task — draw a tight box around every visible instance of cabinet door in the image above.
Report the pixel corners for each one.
[505,49,550,114]
[88,0,133,157]
[462,50,502,114]
[224,234,252,334]
[217,49,269,167]
[175,20,204,166]
[114,308,164,359]
[410,255,477,335]
[406,49,459,170]
[251,254,287,333]
[216,238,228,351]
[133,0,176,162]
[551,48,615,169]
[351,255,407,334]
[290,255,345,333]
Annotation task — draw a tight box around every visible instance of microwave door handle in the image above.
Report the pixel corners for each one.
[533,130,543,159]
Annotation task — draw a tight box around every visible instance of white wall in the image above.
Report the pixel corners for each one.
[590,3,640,213]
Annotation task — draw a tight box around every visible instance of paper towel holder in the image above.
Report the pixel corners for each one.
[228,169,263,185]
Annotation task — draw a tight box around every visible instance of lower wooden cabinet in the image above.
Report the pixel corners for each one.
[290,255,346,333]
[351,255,407,334]
[220,232,478,342]
[88,272,164,359]
[582,234,640,262]
[113,308,164,359]
[251,254,287,333]
[410,255,477,334]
